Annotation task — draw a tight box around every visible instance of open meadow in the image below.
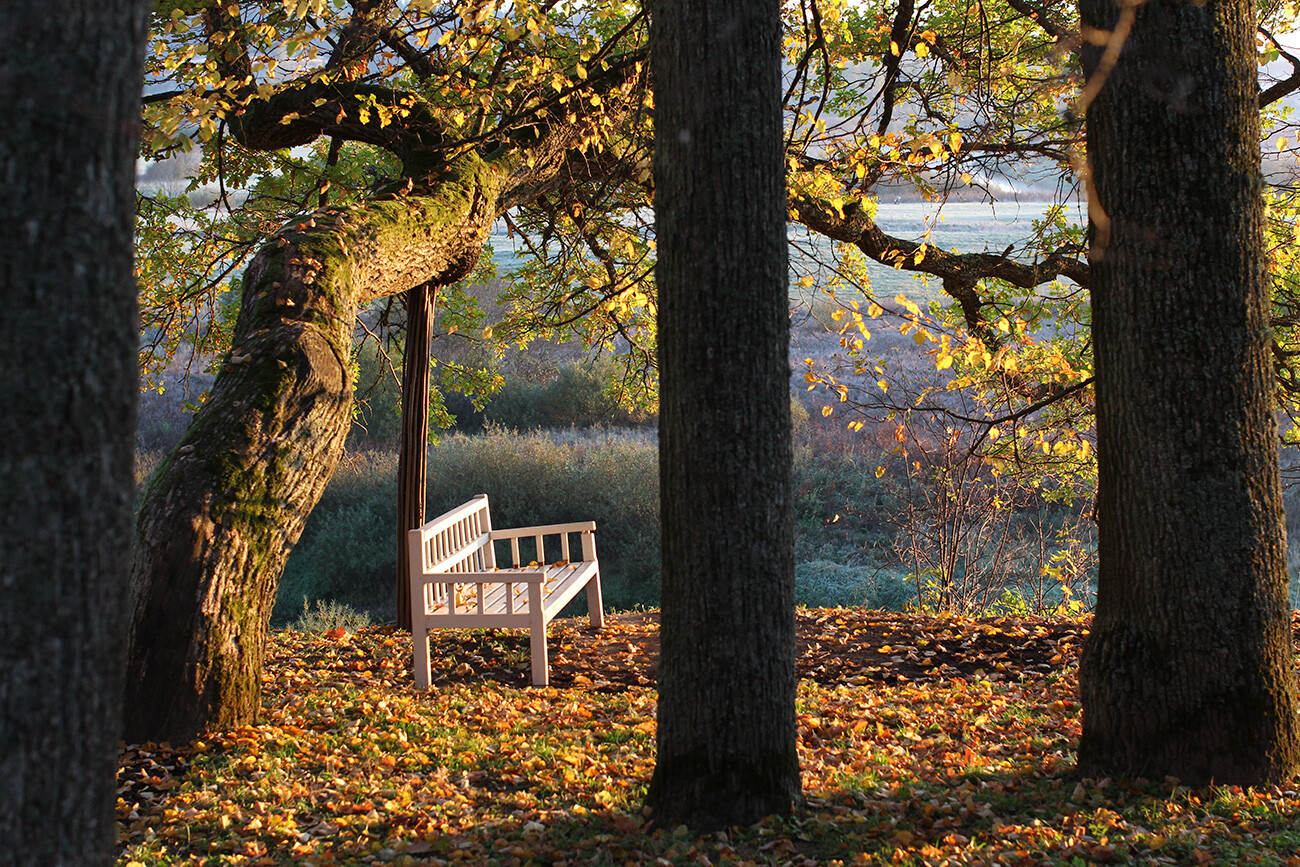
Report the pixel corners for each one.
[117,610,1300,867]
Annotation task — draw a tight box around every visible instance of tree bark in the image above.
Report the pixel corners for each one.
[644,0,801,830]
[0,0,147,862]
[124,166,497,743]
[396,282,435,629]
[1078,0,1300,785]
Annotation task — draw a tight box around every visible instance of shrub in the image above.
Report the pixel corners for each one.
[482,358,650,430]
[271,451,402,623]
[795,560,916,610]
[348,339,404,449]
[274,499,396,622]
[287,599,374,632]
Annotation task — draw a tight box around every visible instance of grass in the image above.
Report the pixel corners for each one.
[116,611,1300,866]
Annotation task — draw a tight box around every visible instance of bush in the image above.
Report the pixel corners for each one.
[274,500,396,622]
[795,560,916,610]
[287,599,374,633]
[482,358,650,430]
[348,340,404,449]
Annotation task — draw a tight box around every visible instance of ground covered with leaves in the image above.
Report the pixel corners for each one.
[118,610,1300,866]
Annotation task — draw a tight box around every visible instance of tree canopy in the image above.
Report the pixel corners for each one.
[138,0,1300,477]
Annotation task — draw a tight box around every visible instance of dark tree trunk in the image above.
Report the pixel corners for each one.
[644,0,800,830]
[124,167,496,743]
[0,0,147,862]
[396,282,435,629]
[1078,0,1300,784]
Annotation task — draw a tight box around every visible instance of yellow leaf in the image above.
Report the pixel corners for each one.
[821,405,833,417]
[875,465,886,478]
[936,354,953,370]
[914,41,930,58]
[867,301,884,317]
[895,294,920,316]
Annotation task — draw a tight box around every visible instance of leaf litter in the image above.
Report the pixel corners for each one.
[117,609,1300,866]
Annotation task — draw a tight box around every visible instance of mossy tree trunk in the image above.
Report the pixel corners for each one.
[124,167,502,743]
[0,0,147,860]
[644,0,801,831]
[1077,0,1300,785]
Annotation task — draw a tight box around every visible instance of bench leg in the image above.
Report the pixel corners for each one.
[586,568,605,630]
[414,626,432,689]
[529,622,549,687]
[528,583,549,686]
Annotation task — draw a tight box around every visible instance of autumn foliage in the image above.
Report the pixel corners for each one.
[118,610,1300,865]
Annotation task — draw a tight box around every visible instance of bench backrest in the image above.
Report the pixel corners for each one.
[410,493,497,574]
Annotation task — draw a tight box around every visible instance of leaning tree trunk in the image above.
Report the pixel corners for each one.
[0,0,147,861]
[124,167,496,743]
[644,0,801,831]
[1077,0,1300,784]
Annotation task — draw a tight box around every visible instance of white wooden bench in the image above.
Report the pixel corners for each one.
[408,494,604,688]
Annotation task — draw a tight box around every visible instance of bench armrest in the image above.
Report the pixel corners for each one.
[489,521,596,539]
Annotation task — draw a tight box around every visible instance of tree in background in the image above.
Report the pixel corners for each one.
[1077,0,1300,784]
[644,0,800,829]
[0,0,147,861]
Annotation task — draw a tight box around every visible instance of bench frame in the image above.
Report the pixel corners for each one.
[408,494,604,687]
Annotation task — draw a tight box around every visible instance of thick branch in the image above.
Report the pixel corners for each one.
[791,194,1090,340]
[1259,26,1300,107]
